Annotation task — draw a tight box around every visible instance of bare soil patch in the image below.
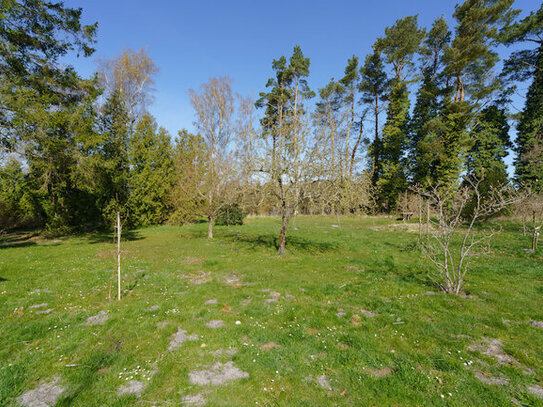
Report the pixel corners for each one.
[29,303,48,309]
[468,338,520,366]
[474,371,509,386]
[83,311,108,326]
[205,320,224,329]
[183,272,212,285]
[210,348,238,357]
[188,361,249,386]
[182,257,205,265]
[528,384,543,399]
[366,367,394,377]
[261,342,280,351]
[360,308,377,318]
[118,380,145,397]
[19,377,65,407]
[169,328,198,350]
[181,392,207,406]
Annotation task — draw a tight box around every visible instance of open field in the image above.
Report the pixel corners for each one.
[1,216,542,406]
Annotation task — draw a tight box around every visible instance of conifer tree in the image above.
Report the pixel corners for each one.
[409,17,450,186]
[431,0,515,190]
[375,16,425,210]
[468,105,511,181]
[92,91,131,224]
[129,114,174,225]
[502,4,543,191]
[359,51,388,187]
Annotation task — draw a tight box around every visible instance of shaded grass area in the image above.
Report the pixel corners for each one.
[0,216,542,406]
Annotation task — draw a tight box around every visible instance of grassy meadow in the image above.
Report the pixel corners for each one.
[0,216,542,406]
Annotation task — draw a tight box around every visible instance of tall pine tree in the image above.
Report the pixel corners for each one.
[409,17,450,186]
[375,16,425,210]
[502,4,543,191]
[359,51,388,187]
[431,0,515,190]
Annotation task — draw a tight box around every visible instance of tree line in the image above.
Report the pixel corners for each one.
[0,0,542,248]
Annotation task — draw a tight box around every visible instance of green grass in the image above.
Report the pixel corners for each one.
[0,216,542,406]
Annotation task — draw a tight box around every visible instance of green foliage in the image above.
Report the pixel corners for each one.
[378,82,410,210]
[426,103,473,189]
[256,45,314,134]
[215,203,245,226]
[374,16,424,210]
[128,114,174,226]
[427,0,516,192]
[409,17,451,186]
[0,159,39,229]
[444,0,515,103]
[514,43,543,192]
[169,130,208,224]
[468,105,510,179]
[0,0,97,148]
[91,91,131,225]
[374,16,426,82]
[359,51,388,185]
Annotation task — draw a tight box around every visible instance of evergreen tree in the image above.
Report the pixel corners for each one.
[91,91,131,225]
[128,114,173,225]
[375,16,425,210]
[502,4,543,191]
[338,55,362,177]
[359,51,388,186]
[468,105,511,181]
[0,0,96,148]
[432,0,515,190]
[409,17,450,186]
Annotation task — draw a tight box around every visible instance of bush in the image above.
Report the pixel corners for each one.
[215,203,245,226]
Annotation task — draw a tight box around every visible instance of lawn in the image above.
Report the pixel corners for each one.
[0,216,542,406]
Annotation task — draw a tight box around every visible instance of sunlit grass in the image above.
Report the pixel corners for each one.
[0,216,542,406]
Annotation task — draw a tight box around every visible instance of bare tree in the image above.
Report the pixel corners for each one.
[514,194,543,251]
[189,77,235,238]
[99,47,159,123]
[413,176,525,294]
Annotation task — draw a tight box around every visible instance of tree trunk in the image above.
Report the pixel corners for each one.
[117,210,121,301]
[208,215,214,239]
[278,213,289,255]
[371,93,380,185]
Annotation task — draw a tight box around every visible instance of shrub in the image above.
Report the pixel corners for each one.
[215,203,245,226]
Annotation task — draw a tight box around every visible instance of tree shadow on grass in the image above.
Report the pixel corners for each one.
[82,229,143,245]
[223,232,339,254]
[0,231,39,249]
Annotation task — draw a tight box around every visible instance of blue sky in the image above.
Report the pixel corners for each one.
[64,0,538,147]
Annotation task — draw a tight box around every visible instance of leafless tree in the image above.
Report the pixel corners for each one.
[189,77,235,238]
[412,176,525,294]
[98,47,159,123]
[514,194,543,251]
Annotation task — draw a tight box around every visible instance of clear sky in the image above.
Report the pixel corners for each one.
[63,0,538,144]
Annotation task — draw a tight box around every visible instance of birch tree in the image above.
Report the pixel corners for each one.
[98,47,158,124]
[189,77,235,238]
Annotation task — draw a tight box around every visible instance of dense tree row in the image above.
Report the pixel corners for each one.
[0,0,542,240]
